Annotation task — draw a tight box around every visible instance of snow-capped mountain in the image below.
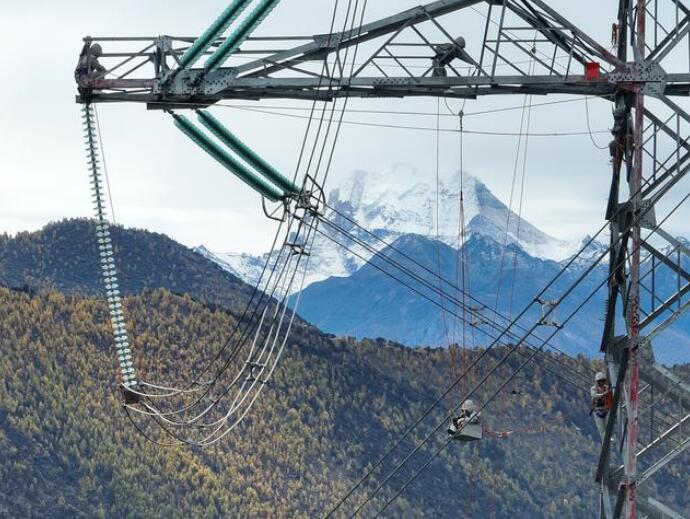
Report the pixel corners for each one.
[195,246,266,284]
[198,167,584,290]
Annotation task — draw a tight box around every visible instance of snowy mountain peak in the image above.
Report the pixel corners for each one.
[328,168,576,260]
[199,167,592,289]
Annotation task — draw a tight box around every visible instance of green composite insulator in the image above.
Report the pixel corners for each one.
[178,0,254,69]
[172,113,284,202]
[197,110,299,194]
[204,0,282,71]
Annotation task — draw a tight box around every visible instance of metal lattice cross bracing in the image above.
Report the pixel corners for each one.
[76,1,690,517]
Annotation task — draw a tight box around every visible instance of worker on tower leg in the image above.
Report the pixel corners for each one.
[590,371,613,439]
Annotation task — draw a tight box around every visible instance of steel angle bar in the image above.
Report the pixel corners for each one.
[658,94,690,125]
[648,13,690,62]
[640,496,687,519]
[636,434,690,485]
[640,242,690,282]
[232,0,486,77]
[507,0,624,67]
[639,282,690,330]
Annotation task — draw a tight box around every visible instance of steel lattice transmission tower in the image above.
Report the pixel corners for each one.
[77,1,690,517]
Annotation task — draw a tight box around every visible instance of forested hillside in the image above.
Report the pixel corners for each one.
[0,219,254,312]
[2,286,688,518]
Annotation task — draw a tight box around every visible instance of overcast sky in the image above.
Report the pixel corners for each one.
[1,1,689,254]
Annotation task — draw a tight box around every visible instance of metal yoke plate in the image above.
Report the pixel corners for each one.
[609,61,667,98]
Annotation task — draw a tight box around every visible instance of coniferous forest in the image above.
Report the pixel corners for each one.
[0,221,688,518]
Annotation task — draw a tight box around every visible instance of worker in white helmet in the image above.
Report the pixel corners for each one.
[447,399,482,435]
[591,371,613,439]
[432,37,470,77]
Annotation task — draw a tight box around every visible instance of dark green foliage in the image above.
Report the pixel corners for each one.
[0,219,254,313]
[2,286,687,518]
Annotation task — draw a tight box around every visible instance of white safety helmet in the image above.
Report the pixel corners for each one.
[595,371,607,382]
[90,43,103,57]
[461,399,476,412]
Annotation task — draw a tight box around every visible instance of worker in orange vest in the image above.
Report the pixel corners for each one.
[591,371,613,439]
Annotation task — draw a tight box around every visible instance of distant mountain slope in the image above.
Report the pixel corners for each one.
[2,285,687,517]
[296,232,690,363]
[296,233,606,355]
[0,219,255,313]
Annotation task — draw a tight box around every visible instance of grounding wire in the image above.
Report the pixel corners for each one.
[492,83,532,328]
[506,45,536,321]
[585,95,610,150]
[208,96,588,119]
[215,104,611,137]
[310,224,591,395]
[93,106,117,224]
[310,217,602,393]
[314,204,597,377]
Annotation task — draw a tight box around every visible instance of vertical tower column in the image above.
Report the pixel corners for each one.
[625,1,646,517]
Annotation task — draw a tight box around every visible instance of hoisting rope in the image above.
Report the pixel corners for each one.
[455,105,480,512]
[82,104,137,391]
[434,97,452,366]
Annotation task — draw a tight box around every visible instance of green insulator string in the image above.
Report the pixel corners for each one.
[82,104,138,389]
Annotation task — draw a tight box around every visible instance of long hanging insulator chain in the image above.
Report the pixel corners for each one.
[82,104,138,389]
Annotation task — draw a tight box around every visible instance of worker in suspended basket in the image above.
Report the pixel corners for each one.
[590,371,613,439]
[447,399,481,435]
[75,42,107,92]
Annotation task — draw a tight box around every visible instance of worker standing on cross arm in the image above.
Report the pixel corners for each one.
[590,371,613,439]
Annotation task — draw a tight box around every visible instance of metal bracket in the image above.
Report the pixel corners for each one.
[285,242,311,256]
[245,361,268,384]
[536,298,562,328]
[470,304,489,327]
[609,60,667,98]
